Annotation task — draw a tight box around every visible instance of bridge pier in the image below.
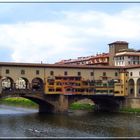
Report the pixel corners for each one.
[120,97,140,109]
[39,94,69,113]
[53,94,69,113]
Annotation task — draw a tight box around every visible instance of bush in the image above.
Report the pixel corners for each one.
[70,103,94,110]
[0,97,37,108]
[119,108,140,113]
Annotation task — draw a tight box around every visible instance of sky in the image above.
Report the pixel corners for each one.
[0,2,140,63]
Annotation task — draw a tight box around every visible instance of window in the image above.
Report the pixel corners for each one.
[130,72,133,76]
[103,72,106,77]
[49,88,54,92]
[5,69,9,74]
[64,71,68,76]
[50,71,54,76]
[56,88,62,92]
[36,70,39,75]
[91,72,94,76]
[115,72,118,76]
[21,70,25,75]
[77,72,81,76]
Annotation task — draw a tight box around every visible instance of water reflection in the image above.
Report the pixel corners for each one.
[0,105,140,137]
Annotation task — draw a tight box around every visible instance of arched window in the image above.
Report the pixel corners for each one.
[32,77,44,91]
[2,77,14,91]
[15,77,29,89]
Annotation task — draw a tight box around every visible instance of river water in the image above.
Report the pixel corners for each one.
[0,105,140,138]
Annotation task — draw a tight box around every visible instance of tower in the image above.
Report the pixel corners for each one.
[108,41,129,66]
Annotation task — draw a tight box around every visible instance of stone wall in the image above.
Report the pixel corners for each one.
[121,97,140,108]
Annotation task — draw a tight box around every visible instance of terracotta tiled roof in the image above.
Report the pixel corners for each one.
[0,61,121,69]
[115,52,140,57]
[124,65,140,69]
[55,53,109,64]
[108,41,128,45]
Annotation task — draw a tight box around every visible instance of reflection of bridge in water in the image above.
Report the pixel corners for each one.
[0,62,140,113]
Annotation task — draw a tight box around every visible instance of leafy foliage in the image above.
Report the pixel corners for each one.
[70,103,94,110]
[0,97,37,108]
[119,108,140,113]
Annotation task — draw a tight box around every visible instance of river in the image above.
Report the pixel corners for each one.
[0,105,140,138]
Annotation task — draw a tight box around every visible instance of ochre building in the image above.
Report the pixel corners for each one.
[0,62,134,98]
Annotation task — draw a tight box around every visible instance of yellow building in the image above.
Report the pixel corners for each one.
[114,69,128,96]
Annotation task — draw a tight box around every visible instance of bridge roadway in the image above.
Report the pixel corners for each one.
[0,89,124,113]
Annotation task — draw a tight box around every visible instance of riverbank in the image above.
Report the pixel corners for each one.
[69,102,94,110]
[0,97,94,111]
[119,107,140,114]
[1,97,140,114]
[0,97,38,109]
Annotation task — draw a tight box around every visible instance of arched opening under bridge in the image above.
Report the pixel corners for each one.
[32,78,44,91]
[0,94,55,113]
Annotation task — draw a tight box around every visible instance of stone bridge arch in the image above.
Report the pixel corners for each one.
[31,77,44,91]
[67,95,94,107]
[2,76,14,91]
[0,92,124,113]
[90,96,122,111]
[15,77,30,89]
[22,95,55,113]
[67,95,120,112]
[0,93,56,113]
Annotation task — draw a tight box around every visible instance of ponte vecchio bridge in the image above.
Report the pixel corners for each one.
[0,62,140,113]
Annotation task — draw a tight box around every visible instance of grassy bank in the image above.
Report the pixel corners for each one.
[1,98,140,113]
[0,97,38,109]
[0,97,94,110]
[69,102,94,110]
[119,107,140,114]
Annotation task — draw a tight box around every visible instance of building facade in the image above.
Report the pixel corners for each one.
[114,51,140,66]
[56,41,140,67]
[56,53,109,66]
[0,62,127,97]
[108,41,129,66]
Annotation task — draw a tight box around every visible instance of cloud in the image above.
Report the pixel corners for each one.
[0,6,140,63]
[62,9,140,39]
[0,22,87,63]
